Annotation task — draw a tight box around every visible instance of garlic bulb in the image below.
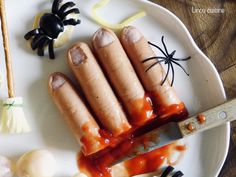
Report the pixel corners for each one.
[0,156,13,177]
[16,149,55,177]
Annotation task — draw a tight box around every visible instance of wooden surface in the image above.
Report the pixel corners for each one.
[150,0,236,176]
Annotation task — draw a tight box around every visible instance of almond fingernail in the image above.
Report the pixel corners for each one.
[69,46,87,66]
[93,28,115,48]
[123,26,142,43]
[51,74,65,90]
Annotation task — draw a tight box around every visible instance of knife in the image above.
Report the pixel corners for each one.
[111,98,236,166]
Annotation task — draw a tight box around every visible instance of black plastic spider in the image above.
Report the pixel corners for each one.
[142,36,191,86]
[24,0,81,59]
[160,166,184,177]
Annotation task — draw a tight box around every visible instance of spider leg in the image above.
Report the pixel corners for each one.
[148,41,168,58]
[37,45,44,57]
[161,36,170,56]
[31,35,45,50]
[172,171,184,177]
[48,40,55,59]
[63,18,81,26]
[170,62,175,86]
[145,60,165,72]
[172,56,191,61]
[160,166,174,177]
[37,38,49,56]
[161,61,170,86]
[52,0,63,14]
[62,8,80,19]
[169,50,176,57]
[58,2,75,13]
[142,56,166,63]
[172,60,190,76]
[24,29,40,40]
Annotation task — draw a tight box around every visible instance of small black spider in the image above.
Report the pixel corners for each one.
[160,166,184,177]
[24,0,81,59]
[142,36,191,86]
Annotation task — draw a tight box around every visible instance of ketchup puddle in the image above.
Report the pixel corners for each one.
[77,94,188,177]
[77,143,186,177]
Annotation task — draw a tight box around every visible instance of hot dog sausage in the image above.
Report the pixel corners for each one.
[67,42,131,136]
[93,28,155,126]
[121,26,186,119]
[48,72,106,155]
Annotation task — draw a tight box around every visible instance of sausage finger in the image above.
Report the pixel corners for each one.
[48,72,107,155]
[121,26,187,119]
[67,42,131,136]
[92,28,155,127]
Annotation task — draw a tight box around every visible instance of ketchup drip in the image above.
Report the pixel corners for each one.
[197,114,206,124]
[80,94,157,156]
[125,144,174,176]
[77,92,188,177]
[80,123,109,156]
[78,153,112,177]
[78,143,186,177]
[129,94,156,127]
[156,102,188,122]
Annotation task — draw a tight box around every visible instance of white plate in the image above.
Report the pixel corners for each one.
[0,0,230,177]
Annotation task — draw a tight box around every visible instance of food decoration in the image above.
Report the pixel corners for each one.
[92,28,155,126]
[197,114,206,124]
[16,149,55,177]
[32,12,78,49]
[24,0,81,59]
[0,0,30,134]
[49,26,189,177]
[143,36,191,86]
[0,156,14,177]
[48,72,110,155]
[160,166,184,177]
[121,26,188,120]
[187,122,196,132]
[78,142,186,177]
[91,0,146,30]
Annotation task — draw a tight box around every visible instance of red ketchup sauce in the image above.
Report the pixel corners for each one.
[187,123,196,132]
[77,93,188,177]
[124,143,186,176]
[129,94,156,127]
[78,143,186,177]
[197,114,206,124]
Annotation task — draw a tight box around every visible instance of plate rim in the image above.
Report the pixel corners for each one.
[1,0,230,176]
[136,0,230,176]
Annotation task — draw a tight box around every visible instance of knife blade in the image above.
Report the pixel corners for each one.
[111,98,236,166]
